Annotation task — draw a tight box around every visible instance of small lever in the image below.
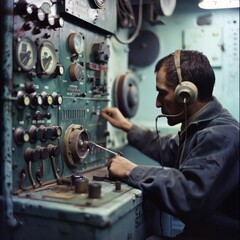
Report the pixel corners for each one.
[84,141,122,156]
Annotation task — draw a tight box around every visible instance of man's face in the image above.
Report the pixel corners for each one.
[155,67,185,126]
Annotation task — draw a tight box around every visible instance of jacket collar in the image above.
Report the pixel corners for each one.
[180,97,223,136]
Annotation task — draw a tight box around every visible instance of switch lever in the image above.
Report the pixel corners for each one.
[84,141,122,156]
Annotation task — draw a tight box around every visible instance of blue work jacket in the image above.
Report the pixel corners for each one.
[126,98,239,240]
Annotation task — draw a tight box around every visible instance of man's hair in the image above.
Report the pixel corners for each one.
[154,50,215,102]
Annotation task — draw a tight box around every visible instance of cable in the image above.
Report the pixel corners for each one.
[178,102,188,166]
[117,0,136,28]
[155,110,184,168]
[114,0,143,44]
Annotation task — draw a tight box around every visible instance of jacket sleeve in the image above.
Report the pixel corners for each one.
[127,124,179,167]
[126,129,239,223]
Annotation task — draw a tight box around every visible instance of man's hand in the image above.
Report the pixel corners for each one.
[108,156,137,179]
[101,107,133,132]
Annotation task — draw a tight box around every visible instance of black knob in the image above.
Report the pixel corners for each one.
[29,125,43,142]
[115,181,122,191]
[16,91,30,108]
[47,144,60,157]
[75,177,89,194]
[36,146,49,160]
[52,92,63,105]
[39,126,52,140]
[49,125,62,139]
[30,92,43,108]
[24,147,40,162]
[53,17,64,28]
[24,82,36,93]
[41,92,53,107]
[88,182,101,199]
[14,127,30,145]
[15,0,33,17]
[71,172,83,185]
[23,21,32,31]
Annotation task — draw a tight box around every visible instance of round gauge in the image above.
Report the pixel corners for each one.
[15,37,37,71]
[38,41,57,75]
[69,33,84,54]
[69,63,83,81]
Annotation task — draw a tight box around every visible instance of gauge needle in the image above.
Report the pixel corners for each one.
[43,56,52,69]
[20,51,31,65]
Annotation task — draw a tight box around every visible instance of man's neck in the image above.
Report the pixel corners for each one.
[181,100,210,131]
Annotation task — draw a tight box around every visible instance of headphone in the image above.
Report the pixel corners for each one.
[173,50,198,104]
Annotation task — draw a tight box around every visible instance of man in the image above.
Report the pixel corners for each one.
[101,50,239,239]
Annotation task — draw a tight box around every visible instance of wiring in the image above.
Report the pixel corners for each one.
[115,0,143,44]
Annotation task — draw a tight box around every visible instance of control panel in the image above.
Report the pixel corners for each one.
[1,0,142,239]
[11,0,116,191]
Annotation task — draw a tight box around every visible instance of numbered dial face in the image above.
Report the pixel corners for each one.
[39,41,57,75]
[69,33,84,54]
[15,37,37,71]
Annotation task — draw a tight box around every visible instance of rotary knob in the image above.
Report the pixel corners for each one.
[24,147,40,162]
[28,125,43,142]
[47,144,60,157]
[88,182,101,199]
[29,92,43,108]
[15,0,33,17]
[52,92,63,105]
[41,92,53,107]
[14,127,30,145]
[16,91,30,108]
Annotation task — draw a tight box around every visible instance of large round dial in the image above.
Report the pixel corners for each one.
[63,124,90,168]
[69,33,84,54]
[15,37,37,71]
[38,41,57,75]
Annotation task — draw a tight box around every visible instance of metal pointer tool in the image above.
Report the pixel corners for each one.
[85,141,123,156]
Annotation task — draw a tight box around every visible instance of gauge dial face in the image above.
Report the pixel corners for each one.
[70,63,83,81]
[39,41,57,75]
[69,33,84,54]
[15,37,37,71]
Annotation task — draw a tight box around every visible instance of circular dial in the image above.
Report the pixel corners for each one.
[38,41,57,75]
[114,73,139,118]
[91,0,105,8]
[63,124,90,168]
[69,63,83,81]
[15,37,37,71]
[69,33,84,54]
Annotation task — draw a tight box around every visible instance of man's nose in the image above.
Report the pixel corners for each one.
[156,98,162,108]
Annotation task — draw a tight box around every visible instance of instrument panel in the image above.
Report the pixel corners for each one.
[1,0,142,239]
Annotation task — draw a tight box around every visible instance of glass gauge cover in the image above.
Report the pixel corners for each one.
[38,41,57,75]
[69,33,84,54]
[15,37,37,71]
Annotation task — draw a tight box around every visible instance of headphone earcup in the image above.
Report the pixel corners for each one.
[174,81,198,103]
